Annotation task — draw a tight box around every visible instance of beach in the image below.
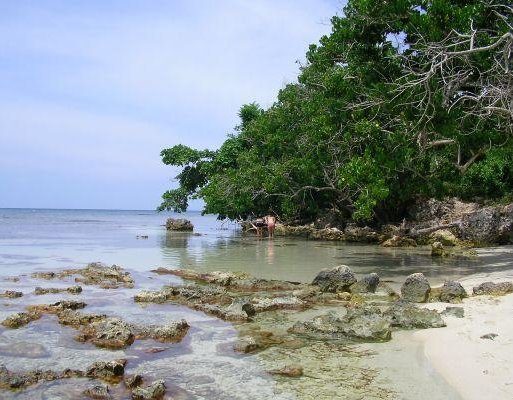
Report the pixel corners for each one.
[415,269,513,400]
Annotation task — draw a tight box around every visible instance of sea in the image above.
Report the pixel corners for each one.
[1,208,511,399]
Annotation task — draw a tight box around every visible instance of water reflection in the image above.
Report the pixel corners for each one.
[159,231,513,287]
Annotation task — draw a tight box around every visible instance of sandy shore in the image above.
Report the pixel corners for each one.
[414,270,513,400]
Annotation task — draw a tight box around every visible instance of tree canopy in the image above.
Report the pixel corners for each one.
[159,0,513,223]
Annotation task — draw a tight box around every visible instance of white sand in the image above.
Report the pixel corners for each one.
[414,270,513,400]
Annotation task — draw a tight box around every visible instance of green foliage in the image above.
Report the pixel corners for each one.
[159,0,513,223]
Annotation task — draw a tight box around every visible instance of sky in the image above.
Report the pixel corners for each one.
[0,0,344,210]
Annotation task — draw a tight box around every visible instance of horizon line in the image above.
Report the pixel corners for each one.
[0,207,204,212]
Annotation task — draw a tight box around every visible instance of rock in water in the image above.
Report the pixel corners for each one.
[431,241,448,257]
[89,318,135,349]
[131,379,166,400]
[439,281,467,303]
[350,273,380,293]
[429,229,459,246]
[472,281,513,296]
[165,218,193,231]
[312,265,357,293]
[401,273,431,303]
[86,359,126,382]
[83,384,112,399]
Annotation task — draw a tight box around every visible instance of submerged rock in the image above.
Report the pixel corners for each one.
[0,290,23,298]
[401,273,431,303]
[83,384,112,400]
[233,336,261,353]
[351,273,380,294]
[156,268,302,292]
[472,281,513,296]
[251,296,305,312]
[268,364,303,378]
[431,242,448,257]
[312,265,357,293]
[125,374,143,389]
[385,301,446,329]
[166,218,193,231]
[34,286,82,295]
[31,271,57,280]
[439,281,467,303]
[131,379,166,400]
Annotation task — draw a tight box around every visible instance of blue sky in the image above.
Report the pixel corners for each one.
[0,0,343,210]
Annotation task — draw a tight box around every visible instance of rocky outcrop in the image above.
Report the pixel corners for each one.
[472,281,513,296]
[131,379,166,400]
[384,301,446,329]
[408,198,513,245]
[429,229,459,246]
[81,318,135,349]
[0,290,23,299]
[165,218,193,231]
[0,359,125,390]
[401,273,431,303]
[134,319,190,342]
[233,336,261,353]
[1,312,41,328]
[125,374,143,389]
[86,359,126,383]
[459,204,513,245]
[268,364,303,378]
[153,268,303,292]
[350,273,380,294]
[442,306,465,318]
[134,290,168,304]
[431,242,448,257]
[83,384,112,399]
[381,235,417,247]
[438,281,467,303]
[69,263,134,289]
[290,307,392,342]
[312,265,357,293]
[34,286,82,295]
[31,263,134,289]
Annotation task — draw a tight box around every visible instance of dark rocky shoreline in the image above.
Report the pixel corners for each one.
[242,198,513,248]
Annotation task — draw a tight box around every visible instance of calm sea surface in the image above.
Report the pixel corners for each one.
[1,208,511,285]
[0,208,511,399]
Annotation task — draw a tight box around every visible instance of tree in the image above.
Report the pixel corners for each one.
[159,0,513,223]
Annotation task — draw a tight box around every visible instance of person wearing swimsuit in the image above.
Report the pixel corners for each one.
[264,214,276,239]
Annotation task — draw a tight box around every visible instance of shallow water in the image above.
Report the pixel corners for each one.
[1,209,512,399]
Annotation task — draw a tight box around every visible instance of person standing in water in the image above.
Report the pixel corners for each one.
[264,214,276,239]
